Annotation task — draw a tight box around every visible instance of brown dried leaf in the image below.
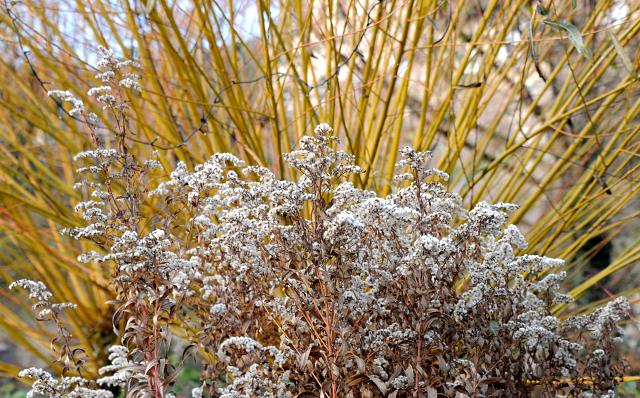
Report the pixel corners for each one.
[354,354,366,374]
[436,356,450,375]
[299,345,313,371]
[112,305,126,337]
[144,358,160,375]
[346,374,370,387]
[182,343,198,361]
[478,377,504,385]
[405,365,415,385]
[368,375,387,395]
[295,392,319,398]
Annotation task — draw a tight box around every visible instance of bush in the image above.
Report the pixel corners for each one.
[4,0,640,382]
[9,49,631,398]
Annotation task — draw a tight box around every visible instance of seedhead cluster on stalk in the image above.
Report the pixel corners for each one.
[11,49,631,398]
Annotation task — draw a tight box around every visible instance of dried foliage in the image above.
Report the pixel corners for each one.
[2,0,640,389]
[10,51,633,398]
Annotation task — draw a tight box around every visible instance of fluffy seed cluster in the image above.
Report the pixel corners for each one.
[57,122,628,398]
[17,368,113,398]
[20,47,630,398]
[11,284,112,398]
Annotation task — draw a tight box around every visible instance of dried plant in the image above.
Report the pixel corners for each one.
[10,49,633,398]
[4,0,640,382]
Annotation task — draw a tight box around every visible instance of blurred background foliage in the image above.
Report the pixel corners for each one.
[1,0,640,391]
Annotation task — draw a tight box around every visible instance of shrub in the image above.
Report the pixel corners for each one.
[5,0,640,383]
[9,47,632,398]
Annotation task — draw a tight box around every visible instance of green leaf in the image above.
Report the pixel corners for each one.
[572,0,577,9]
[490,320,499,335]
[536,0,548,16]
[543,18,592,62]
[453,82,482,89]
[145,0,156,14]
[528,21,547,82]
[606,30,639,81]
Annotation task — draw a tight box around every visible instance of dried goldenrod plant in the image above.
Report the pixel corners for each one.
[10,49,632,398]
[4,0,640,383]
